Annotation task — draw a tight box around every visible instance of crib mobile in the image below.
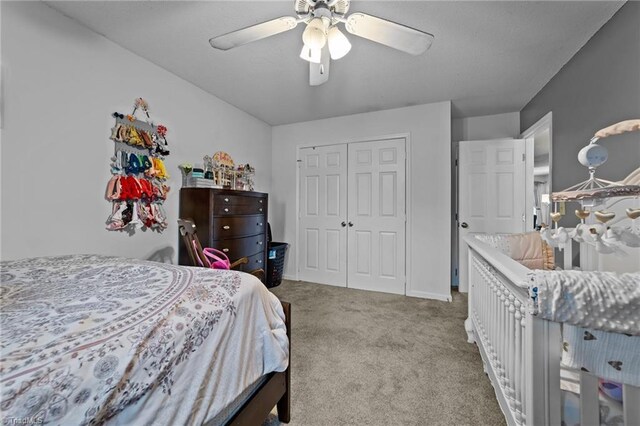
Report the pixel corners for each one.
[541,119,640,256]
[104,98,171,232]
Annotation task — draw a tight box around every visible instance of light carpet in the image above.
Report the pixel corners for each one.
[264,280,505,426]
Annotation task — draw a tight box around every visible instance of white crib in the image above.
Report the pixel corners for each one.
[464,235,640,426]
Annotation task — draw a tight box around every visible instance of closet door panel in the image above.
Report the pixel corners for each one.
[355,172,372,216]
[348,139,406,295]
[325,174,341,217]
[379,231,398,278]
[298,145,348,286]
[304,228,319,269]
[355,230,372,275]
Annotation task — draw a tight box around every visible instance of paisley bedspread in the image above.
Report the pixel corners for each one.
[0,255,289,425]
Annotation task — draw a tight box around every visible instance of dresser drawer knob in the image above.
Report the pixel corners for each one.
[224,208,229,212]
[257,260,263,264]
[222,248,229,253]
[258,222,263,226]
[259,208,263,212]
[223,225,230,230]
[259,200,263,204]
[257,241,263,245]
[224,198,229,202]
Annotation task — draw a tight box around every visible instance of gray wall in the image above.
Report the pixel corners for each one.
[521,1,640,195]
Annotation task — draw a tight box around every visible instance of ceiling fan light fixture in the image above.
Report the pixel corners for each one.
[300,44,322,64]
[302,20,327,49]
[327,26,351,60]
[209,1,435,87]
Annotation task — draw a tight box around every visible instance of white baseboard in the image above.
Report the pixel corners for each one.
[282,275,452,301]
[406,289,452,302]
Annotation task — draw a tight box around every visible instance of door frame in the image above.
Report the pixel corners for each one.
[520,112,553,232]
[519,112,552,164]
[294,133,412,295]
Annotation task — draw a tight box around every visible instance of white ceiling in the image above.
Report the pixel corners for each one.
[46,1,623,125]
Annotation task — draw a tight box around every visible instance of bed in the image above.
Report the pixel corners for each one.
[464,234,640,426]
[0,255,291,425]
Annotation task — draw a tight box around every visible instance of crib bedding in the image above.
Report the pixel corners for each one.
[528,269,640,387]
[0,255,289,425]
[474,232,554,270]
[528,270,640,336]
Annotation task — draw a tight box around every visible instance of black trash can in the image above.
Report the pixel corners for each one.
[266,242,288,288]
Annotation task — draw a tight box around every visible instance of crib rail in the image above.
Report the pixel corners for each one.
[465,236,561,426]
[465,235,640,426]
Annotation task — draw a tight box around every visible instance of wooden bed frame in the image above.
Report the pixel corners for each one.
[226,301,291,425]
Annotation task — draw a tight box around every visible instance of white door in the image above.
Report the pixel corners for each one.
[458,139,527,292]
[347,139,406,294]
[298,145,348,286]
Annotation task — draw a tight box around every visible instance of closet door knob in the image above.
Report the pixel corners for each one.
[257,260,263,264]
[222,248,229,253]
[461,222,469,229]
[258,222,263,226]
[223,225,230,230]
[341,221,347,227]
[257,241,263,245]
[348,222,354,227]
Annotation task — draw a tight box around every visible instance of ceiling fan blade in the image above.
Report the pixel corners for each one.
[345,13,434,55]
[310,45,330,86]
[210,16,299,50]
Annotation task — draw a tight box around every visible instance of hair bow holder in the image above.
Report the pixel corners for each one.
[105,98,171,232]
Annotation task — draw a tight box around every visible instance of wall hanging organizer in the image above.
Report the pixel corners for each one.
[105,98,171,232]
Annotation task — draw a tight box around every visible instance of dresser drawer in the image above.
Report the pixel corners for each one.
[213,234,265,259]
[211,216,265,240]
[235,252,265,273]
[213,196,265,216]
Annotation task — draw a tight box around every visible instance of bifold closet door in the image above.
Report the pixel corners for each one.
[298,145,348,286]
[347,139,406,295]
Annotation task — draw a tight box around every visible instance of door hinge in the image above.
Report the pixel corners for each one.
[455,159,458,166]
[522,153,526,161]
[455,268,458,277]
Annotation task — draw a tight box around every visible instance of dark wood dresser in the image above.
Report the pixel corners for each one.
[179,188,268,280]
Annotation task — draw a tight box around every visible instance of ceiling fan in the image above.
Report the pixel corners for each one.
[209,0,434,86]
